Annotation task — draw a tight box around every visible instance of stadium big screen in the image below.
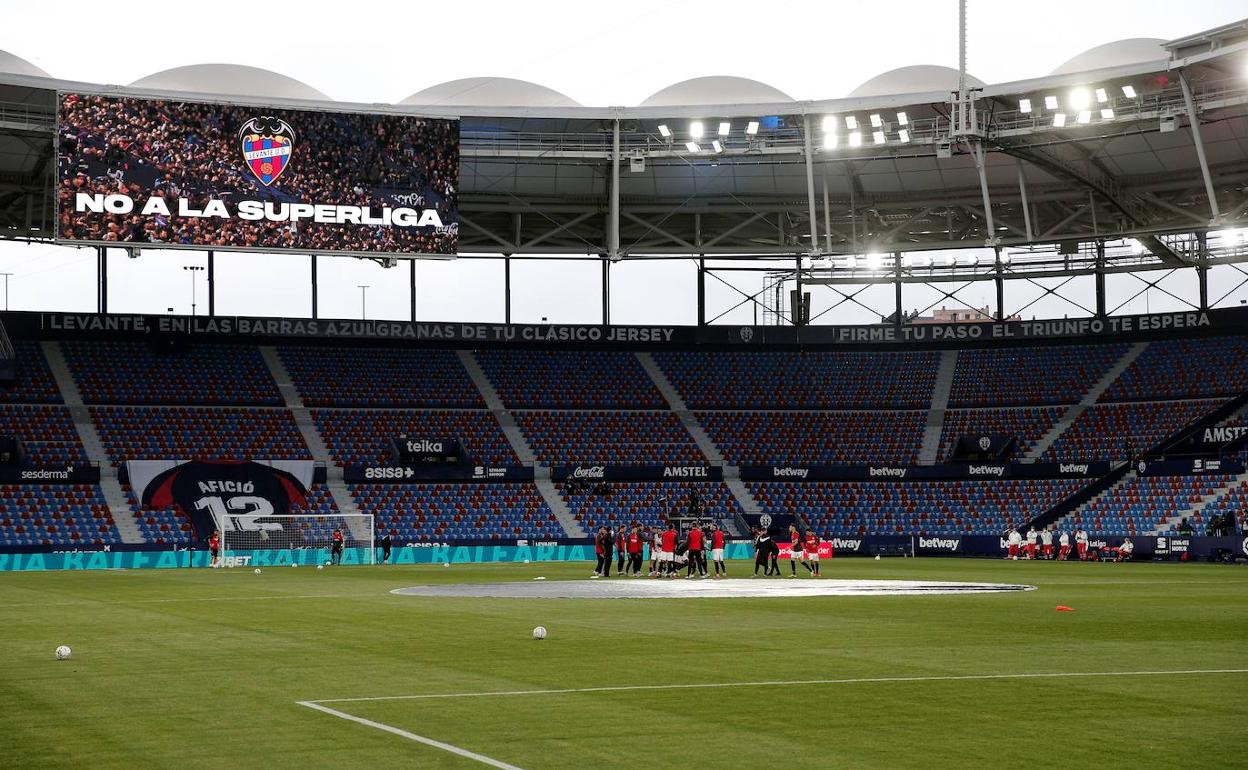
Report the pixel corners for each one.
[56,92,458,255]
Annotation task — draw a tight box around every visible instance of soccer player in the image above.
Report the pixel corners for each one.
[710,522,727,578]
[686,522,706,578]
[208,529,221,569]
[379,532,392,564]
[1006,526,1022,560]
[1040,527,1054,560]
[1076,527,1089,561]
[787,524,812,577]
[1114,538,1135,562]
[1057,529,1071,561]
[1024,526,1038,560]
[626,523,644,576]
[615,526,627,576]
[646,525,660,576]
[803,529,822,577]
[661,522,678,578]
[330,527,345,565]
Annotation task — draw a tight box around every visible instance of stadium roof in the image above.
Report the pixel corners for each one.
[0,18,1246,282]
[0,50,48,79]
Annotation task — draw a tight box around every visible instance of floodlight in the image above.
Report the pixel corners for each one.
[1000,253,1012,265]
[1052,113,1067,127]
[870,113,883,128]
[689,121,704,139]
[711,140,723,153]
[745,120,759,135]
[944,254,957,267]
[865,253,882,270]
[657,124,672,138]
[1068,88,1091,110]
[822,115,838,134]
[1100,108,1114,120]
[1121,85,1137,98]
[1077,110,1091,124]
[1095,87,1108,103]
[685,141,700,152]
[871,131,884,145]
[848,131,862,147]
[898,129,911,143]
[897,111,909,126]
[845,256,858,269]
[845,116,858,130]
[718,122,730,136]
[825,133,839,149]
[1044,95,1059,110]
[1018,98,1032,114]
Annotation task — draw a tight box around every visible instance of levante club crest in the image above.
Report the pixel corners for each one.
[239,116,295,187]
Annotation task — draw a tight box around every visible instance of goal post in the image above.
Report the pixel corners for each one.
[217,513,375,566]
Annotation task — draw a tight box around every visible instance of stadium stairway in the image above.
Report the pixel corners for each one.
[1154,470,1248,535]
[637,351,755,533]
[457,350,581,536]
[1052,468,1138,533]
[40,341,142,543]
[259,346,361,529]
[918,350,958,465]
[1026,341,1149,460]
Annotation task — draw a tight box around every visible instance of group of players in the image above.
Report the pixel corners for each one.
[592,521,826,579]
[1004,525,1134,562]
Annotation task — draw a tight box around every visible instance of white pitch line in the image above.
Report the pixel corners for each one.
[307,668,1248,705]
[298,700,525,770]
[0,593,364,610]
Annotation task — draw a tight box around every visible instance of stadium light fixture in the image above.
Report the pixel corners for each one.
[1000,252,1012,265]
[898,129,911,143]
[825,133,839,150]
[685,141,700,152]
[657,124,672,138]
[1044,95,1059,110]
[1121,85,1137,98]
[1068,88,1091,110]
[1100,108,1115,120]
[1077,110,1092,124]
[872,130,886,145]
[718,122,731,137]
[711,140,723,153]
[1052,113,1067,127]
[1095,87,1109,103]
[848,131,862,147]
[822,115,838,134]
[745,120,759,135]
[870,113,883,128]
[845,256,858,269]
[1018,98,1032,114]
[689,121,704,139]
[865,253,882,270]
[896,111,909,126]
[845,116,858,130]
[944,254,957,267]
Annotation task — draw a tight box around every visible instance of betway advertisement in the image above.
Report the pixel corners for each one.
[57,93,458,255]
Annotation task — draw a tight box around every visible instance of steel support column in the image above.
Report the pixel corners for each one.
[1095,241,1107,318]
[608,118,621,259]
[822,176,832,253]
[994,246,1004,321]
[972,141,997,243]
[1179,73,1221,221]
[207,250,215,316]
[1016,160,1034,242]
[504,257,511,324]
[802,114,819,253]
[409,258,417,322]
[893,251,903,330]
[1197,232,1209,310]
[697,257,706,326]
[602,258,610,325]
[97,245,107,313]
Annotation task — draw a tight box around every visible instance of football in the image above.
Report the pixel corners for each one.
[55,645,71,660]
[532,626,547,640]
[254,568,261,574]
[317,565,324,571]
[290,563,298,568]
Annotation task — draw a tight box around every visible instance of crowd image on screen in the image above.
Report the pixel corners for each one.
[56,93,458,254]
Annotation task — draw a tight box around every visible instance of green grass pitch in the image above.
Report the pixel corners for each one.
[2,558,1246,769]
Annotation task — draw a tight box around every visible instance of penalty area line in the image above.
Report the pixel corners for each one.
[297,700,525,770]
[307,668,1248,705]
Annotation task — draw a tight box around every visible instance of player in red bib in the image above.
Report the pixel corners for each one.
[208,529,221,569]
[626,523,644,576]
[660,524,678,578]
[803,530,822,576]
[685,524,706,578]
[330,528,345,565]
[710,523,727,578]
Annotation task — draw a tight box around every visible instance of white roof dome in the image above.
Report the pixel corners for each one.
[0,50,50,78]
[130,64,330,100]
[1051,38,1168,75]
[640,76,793,107]
[850,65,984,97]
[401,77,580,107]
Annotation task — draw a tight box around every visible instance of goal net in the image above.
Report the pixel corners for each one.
[217,513,375,565]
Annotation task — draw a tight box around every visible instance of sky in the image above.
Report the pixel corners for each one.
[1,0,1246,325]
